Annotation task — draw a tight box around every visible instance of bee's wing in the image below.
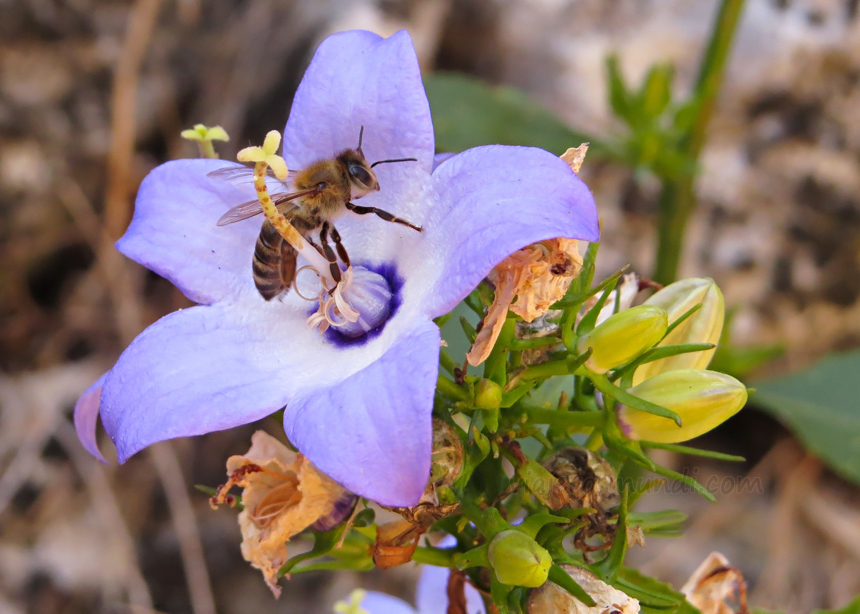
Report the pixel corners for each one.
[216,198,267,226]
[216,188,322,226]
[207,163,282,188]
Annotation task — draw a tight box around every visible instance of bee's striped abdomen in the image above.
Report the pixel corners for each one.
[253,221,288,300]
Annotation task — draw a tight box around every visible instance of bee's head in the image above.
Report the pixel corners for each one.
[340,150,380,199]
[341,126,418,199]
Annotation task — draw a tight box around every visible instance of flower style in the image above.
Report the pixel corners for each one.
[73,29,598,506]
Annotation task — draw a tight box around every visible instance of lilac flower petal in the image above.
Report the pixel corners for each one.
[117,158,271,305]
[283,30,434,201]
[100,304,302,462]
[433,152,456,171]
[414,145,599,317]
[284,320,439,507]
[360,592,416,614]
[415,564,486,614]
[73,373,108,463]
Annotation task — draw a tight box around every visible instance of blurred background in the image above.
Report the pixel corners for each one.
[1,0,860,612]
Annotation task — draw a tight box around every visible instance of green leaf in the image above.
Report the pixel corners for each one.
[516,459,565,509]
[647,463,717,503]
[606,56,634,125]
[753,350,860,484]
[610,342,715,383]
[629,510,687,533]
[595,485,628,581]
[548,564,597,607]
[553,266,629,310]
[627,478,665,508]
[352,507,375,527]
[576,276,622,336]
[640,441,745,462]
[490,576,515,614]
[424,72,599,157]
[516,513,569,540]
[278,525,347,576]
[640,64,675,119]
[454,543,491,570]
[590,373,682,426]
[812,596,860,614]
[615,567,694,611]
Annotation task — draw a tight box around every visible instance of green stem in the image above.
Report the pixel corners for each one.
[440,349,457,375]
[413,546,457,567]
[584,430,604,450]
[437,375,469,401]
[197,140,218,159]
[690,0,747,160]
[484,318,515,385]
[653,0,745,284]
[519,406,603,428]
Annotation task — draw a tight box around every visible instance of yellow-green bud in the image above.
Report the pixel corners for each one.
[488,530,552,587]
[618,369,747,443]
[474,378,503,410]
[633,278,724,385]
[578,305,668,374]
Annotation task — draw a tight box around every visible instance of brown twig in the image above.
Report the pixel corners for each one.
[54,420,154,610]
[104,0,164,240]
[754,454,822,604]
[150,443,218,614]
[59,169,218,614]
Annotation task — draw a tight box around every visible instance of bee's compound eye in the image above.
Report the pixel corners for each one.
[348,163,372,187]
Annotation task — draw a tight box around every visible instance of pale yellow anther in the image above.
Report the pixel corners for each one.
[237,130,288,181]
[181,124,230,159]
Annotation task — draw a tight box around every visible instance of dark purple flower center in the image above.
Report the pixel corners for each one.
[323,262,403,347]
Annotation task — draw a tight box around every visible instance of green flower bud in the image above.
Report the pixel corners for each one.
[578,305,668,374]
[618,369,747,443]
[474,378,503,410]
[633,278,724,385]
[488,530,552,588]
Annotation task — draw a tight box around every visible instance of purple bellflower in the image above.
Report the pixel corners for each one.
[350,565,486,614]
[74,29,598,506]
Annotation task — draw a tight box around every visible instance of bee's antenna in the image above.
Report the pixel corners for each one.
[370,157,418,168]
[357,125,365,154]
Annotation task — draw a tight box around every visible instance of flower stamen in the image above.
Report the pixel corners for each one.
[306,268,363,333]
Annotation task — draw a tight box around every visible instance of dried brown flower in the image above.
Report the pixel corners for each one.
[211,431,353,596]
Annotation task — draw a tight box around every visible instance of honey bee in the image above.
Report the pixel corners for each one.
[212,127,421,300]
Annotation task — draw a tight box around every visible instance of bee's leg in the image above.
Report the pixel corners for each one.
[345,202,422,232]
[328,224,351,268]
[318,222,343,284]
